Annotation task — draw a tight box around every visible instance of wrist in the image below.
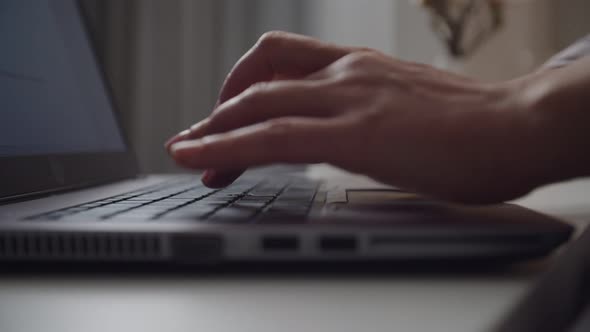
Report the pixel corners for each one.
[507,71,590,187]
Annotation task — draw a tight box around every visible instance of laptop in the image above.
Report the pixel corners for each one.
[0,0,573,266]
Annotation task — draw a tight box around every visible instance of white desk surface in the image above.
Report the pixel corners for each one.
[1,171,589,332]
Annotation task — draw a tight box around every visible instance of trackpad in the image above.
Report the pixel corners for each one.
[346,190,424,205]
[322,190,446,222]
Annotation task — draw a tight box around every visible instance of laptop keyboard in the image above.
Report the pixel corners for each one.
[27,177,319,223]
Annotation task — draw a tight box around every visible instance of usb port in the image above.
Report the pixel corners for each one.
[319,236,358,252]
[262,236,299,252]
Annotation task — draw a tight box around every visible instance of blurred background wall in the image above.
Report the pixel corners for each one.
[80,0,590,174]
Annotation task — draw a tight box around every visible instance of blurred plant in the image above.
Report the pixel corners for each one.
[417,0,504,58]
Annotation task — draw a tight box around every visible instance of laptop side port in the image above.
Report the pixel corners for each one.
[319,235,358,252]
[261,236,300,252]
[171,234,224,264]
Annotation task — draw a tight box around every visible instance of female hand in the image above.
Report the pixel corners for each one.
[166,31,563,204]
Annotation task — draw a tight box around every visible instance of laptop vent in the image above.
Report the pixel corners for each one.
[0,232,164,262]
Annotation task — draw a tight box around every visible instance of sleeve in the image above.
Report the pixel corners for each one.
[543,34,590,69]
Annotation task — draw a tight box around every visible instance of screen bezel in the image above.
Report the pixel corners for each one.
[0,0,139,201]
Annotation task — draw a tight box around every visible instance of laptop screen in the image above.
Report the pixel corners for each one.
[0,0,126,157]
[0,0,137,201]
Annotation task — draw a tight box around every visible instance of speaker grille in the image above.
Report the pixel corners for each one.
[0,232,164,262]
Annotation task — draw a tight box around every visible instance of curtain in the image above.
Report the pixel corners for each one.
[80,0,305,173]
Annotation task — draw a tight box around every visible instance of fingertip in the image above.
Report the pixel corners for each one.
[202,175,231,189]
[170,141,204,166]
[202,171,230,188]
[202,170,243,188]
[165,130,191,151]
[166,119,212,153]
[201,169,216,186]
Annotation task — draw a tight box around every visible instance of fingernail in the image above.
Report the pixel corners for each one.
[202,169,216,184]
[165,129,191,150]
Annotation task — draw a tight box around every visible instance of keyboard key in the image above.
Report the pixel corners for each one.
[232,200,267,208]
[239,196,274,202]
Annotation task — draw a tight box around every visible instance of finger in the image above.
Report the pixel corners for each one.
[165,118,241,188]
[165,130,190,151]
[170,117,355,171]
[165,119,211,151]
[166,33,351,151]
[166,32,360,155]
[170,78,350,149]
[167,78,352,187]
[210,80,348,135]
[166,32,355,174]
[168,32,358,185]
[218,31,356,105]
[201,169,244,188]
[199,79,348,187]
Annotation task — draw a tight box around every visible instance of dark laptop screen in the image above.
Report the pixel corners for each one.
[0,0,126,157]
